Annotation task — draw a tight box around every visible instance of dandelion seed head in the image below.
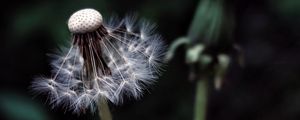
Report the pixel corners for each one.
[32,8,166,113]
[68,8,103,33]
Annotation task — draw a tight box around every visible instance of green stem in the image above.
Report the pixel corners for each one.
[98,98,112,120]
[194,78,208,120]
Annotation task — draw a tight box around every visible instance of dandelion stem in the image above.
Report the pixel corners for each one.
[194,78,208,120]
[98,98,112,120]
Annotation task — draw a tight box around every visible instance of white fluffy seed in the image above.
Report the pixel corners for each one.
[68,8,103,33]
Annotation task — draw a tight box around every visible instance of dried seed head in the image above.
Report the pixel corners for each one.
[32,8,166,113]
[68,8,103,33]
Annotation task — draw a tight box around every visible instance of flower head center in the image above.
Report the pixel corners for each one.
[68,8,103,33]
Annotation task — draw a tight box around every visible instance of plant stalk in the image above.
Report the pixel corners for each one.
[98,98,112,120]
[194,78,208,120]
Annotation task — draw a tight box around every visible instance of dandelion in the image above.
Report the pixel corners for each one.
[31,8,165,113]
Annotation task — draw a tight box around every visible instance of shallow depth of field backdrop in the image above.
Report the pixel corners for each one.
[1,0,300,120]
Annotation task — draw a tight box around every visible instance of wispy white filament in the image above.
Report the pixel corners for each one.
[32,12,165,113]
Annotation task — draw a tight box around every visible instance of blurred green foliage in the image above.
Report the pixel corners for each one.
[0,92,48,120]
[271,0,300,18]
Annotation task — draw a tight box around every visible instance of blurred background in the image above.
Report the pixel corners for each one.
[1,0,300,120]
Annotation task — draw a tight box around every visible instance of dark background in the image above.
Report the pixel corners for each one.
[1,0,300,120]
